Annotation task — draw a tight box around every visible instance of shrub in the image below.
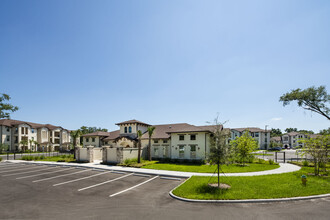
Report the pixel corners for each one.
[303,160,309,167]
[33,156,40,160]
[257,158,264,164]
[247,156,254,163]
[0,157,2,162]
[40,155,45,160]
[268,159,274,165]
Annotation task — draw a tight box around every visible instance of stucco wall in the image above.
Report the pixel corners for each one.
[93,148,102,160]
[79,148,88,161]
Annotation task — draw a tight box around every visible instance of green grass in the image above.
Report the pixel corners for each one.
[20,154,75,162]
[142,161,280,173]
[172,167,330,200]
[118,158,157,168]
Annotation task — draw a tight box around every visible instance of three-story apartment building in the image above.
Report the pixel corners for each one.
[0,119,71,152]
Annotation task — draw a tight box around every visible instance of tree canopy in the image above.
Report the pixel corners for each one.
[285,128,298,133]
[319,128,330,135]
[79,126,108,134]
[270,128,282,137]
[0,93,19,119]
[279,86,330,120]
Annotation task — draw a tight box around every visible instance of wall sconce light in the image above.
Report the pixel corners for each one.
[198,147,200,150]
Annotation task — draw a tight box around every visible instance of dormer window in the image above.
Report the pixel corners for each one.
[129,126,132,133]
[124,127,128,133]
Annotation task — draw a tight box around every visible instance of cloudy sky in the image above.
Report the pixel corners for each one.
[1,0,329,132]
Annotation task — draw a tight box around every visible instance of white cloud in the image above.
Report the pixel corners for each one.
[271,117,283,121]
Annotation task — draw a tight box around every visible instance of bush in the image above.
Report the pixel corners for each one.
[268,159,274,165]
[0,157,2,162]
[33,156,40,160]
[303,160,309,167]
[257,158,264,164]
[40,155,45,160]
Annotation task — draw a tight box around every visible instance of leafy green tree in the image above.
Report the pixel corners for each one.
[0,93,19,119]
[147,126,155,161]
[285,128,298,133]
[298,130,314,134]
[231,131,258,166]
[78,126,108,143]
[280,86,330,120]
[71,130,82,159]
[137,130,143,163]
[29,139,34,152]
[0,143,9,153]
[299,135,329,175]
[209,118,231,188]
[319,128,330,135]
[270,128,282,137]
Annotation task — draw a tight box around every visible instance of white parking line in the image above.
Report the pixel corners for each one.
[33,169,90,183]
[53,170,112,187]
[2,167,56,177]
[78,173,133,192]
[109,175,159,197]
[0,166,40,174]
[16,167,75,180]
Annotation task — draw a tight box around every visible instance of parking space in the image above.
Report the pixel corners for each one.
[0,162,183,200]
[0,162,329,220]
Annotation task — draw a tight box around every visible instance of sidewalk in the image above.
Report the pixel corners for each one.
[6,160,301,178]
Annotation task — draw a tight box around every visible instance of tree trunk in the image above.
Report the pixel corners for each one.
[138,140,141,163]
[148,138,151,161]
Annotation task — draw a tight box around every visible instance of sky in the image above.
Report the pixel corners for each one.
[0,0,329,132]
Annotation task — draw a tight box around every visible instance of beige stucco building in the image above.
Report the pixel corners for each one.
[81,119,269,161]
[0,119,71,152]
[230,127,271,150]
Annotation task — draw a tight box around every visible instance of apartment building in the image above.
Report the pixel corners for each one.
[82,119,268,160]
[0,119,71,152]
[281,132,308,148]
[231,127,270,150]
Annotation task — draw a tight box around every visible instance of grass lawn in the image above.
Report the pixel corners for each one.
[142,162,280,173]
[172,167,330,200]
[20,155,75,163]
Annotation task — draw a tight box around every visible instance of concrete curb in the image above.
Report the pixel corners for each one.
[4,160,301,178]
[169,177,330,203]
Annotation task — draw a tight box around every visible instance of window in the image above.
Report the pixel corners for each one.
[251,133,255,137]
[154,140,158,144]
[265,138,267,142]
[190,145,196,152]
[179,135,184,141]
[154,147,158,156]
[190,145,196,159]
[6,127,9,132]
[15,136,18,143]
[25,127,28,134]
[86,138,89,142]
[255,132,259,137]
[190,134,196,140]
[6,136,10,142]
[124,127,127,133]
[32,137,34,141]
[128,126,132,133]
[15,128,18,133]
[92,138,95,142]
[163,140,168,143]
[21,127,24,134]
[31,129,35,133]
[284,137,288,141]
[179,145,185,158]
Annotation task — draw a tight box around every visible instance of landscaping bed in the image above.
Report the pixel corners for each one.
[172,167,330,200]
[20,154,75,163]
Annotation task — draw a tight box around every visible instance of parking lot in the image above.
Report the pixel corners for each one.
[0,162,329,220]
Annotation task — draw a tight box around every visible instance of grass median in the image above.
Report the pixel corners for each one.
[141,161,280,173]
[172,167,330,200]
[20,154,75,162]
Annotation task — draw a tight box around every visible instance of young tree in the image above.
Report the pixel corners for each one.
[231,131,258,166]
[0,93,19,119]
[270,128,282,137]
[147,126,155,161]
[34,141,39,152]
[0,143,9,153]
[137,130,143,163]
[300,135,329,175]
[285,128,298,133]
[29,139,34,152]
[208,117,231,188]
[280,86,330,120]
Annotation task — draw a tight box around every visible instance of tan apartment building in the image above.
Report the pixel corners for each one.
[0,119,71,152]
[81,120,268,161]
[231,127,270,150]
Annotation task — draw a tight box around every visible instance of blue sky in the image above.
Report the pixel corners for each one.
[0,0,329,132]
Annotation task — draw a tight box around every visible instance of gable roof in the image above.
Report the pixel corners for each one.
[102,130,121,141]
[231,127,268,133]
[115,119,150,126]
[0,119,67,131]
[81,131,111,137]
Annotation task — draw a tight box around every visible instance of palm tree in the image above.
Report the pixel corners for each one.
[147,126,155,161]
[34,141,39,152]
[137,130,143,163]
[71,129,82,159]
[29,139,34,152]
[19,139,28,152]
